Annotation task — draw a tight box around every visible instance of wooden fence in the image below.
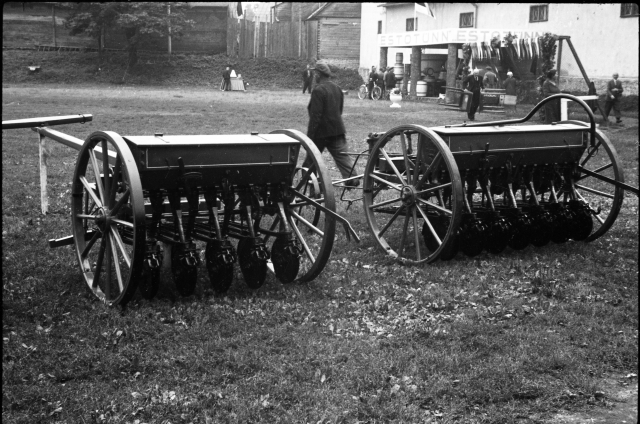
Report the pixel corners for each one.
[227,18,317,59]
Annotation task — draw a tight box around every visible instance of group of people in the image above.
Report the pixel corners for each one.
[462,66,624,125]
[541,69,623,125]
[367,66,397,100]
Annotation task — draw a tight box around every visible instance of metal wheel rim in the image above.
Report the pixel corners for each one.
[363,125,463,265]
[71,131,145,306]
[269,129,336,282]
[372,86,382,100]
[358,85,367,100]
[559,122,625,241]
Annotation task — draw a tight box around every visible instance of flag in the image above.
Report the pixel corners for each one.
[237,2,243,17]
[415,3,435,19]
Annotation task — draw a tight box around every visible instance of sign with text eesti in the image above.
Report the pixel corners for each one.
[378,28,545,47]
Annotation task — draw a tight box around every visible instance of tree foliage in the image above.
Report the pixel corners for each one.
[63,2,194,68]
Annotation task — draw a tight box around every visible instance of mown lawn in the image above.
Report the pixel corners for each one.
[2,84,638,423]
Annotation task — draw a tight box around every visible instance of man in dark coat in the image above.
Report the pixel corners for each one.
[377,67,386,99]
[542,69,561,124]
[222,66,231,91]
[483,66,498,89]
[462,68,484,120]
[384,67,396,98]
[368,65,378,99]
[302,64,313,94]
[605,72,623,124]
[305,60,358,187]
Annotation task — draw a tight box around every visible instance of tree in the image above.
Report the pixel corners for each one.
[64,2,194,68]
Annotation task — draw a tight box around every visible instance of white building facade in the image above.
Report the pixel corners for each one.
[360,3,639,95]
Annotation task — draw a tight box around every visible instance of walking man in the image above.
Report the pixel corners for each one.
[305,60,358,187]
[462,68,484,121]
[221,66,231,91]
[368,65,378,100]
[605,72,623,124]
[302,64,313,94]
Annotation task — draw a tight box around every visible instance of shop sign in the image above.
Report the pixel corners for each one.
[378,29,545,47]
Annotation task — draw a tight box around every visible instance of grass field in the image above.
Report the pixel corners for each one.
[2,83,638,423]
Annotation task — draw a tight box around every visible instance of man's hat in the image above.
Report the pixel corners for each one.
[311,60,332,77]
[486,66,492,70]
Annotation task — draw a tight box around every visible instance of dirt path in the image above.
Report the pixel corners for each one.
[551,376,638,424]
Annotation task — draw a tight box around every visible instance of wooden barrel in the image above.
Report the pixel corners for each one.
[394,64,404,81]
[395,52,403,64]
[416,80,427,97]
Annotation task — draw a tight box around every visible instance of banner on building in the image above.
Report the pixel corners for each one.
[379,28,544,47]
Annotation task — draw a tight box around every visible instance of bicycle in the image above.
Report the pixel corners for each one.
[358,81,382,100]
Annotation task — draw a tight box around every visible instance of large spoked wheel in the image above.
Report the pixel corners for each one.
[363,125,463,265]
[566,125,625,241]
[372,85,382,101]
[358,85,367,100]
[269,129,336,282]
[71,131,146,306]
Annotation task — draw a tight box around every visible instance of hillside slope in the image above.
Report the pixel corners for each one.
[2,50,365,90]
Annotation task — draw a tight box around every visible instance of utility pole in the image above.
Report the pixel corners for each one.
[167,4,172,55]
[52,4,57,48]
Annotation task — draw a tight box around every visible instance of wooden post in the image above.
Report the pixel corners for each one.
[556,38,562,90]
[410,46,421,97]
[52,4,57,48]
[167,4,172,55]
[445,43,458,103]
[38,133,49,215]
[380,47,388,70]
[563,36,608,126]
[298,7,302,58]
[402,64,410,95]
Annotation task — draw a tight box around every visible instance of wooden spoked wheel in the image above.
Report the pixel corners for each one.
[268,129,336,282]
[562,123,625,242]
[71,131,145,306]
[363,125,463,265]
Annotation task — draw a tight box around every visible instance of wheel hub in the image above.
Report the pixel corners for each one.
[401,185,417,206]
[95,207,110,231]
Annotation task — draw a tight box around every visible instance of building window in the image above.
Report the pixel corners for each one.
[530,5,548,22]
[406,18,417,31]
[459,12,473,28]
[377,20,382,34]
[621,3,639,17]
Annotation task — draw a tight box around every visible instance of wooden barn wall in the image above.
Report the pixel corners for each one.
[104,8,227,53]
[307,20,318,61]
[2,3,227,53]
[318,18,360,60]
[2,3,93,48]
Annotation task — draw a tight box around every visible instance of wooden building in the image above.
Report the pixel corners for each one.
[306,2,361,68]
[360,3,639,97]
[227,2,360,65]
